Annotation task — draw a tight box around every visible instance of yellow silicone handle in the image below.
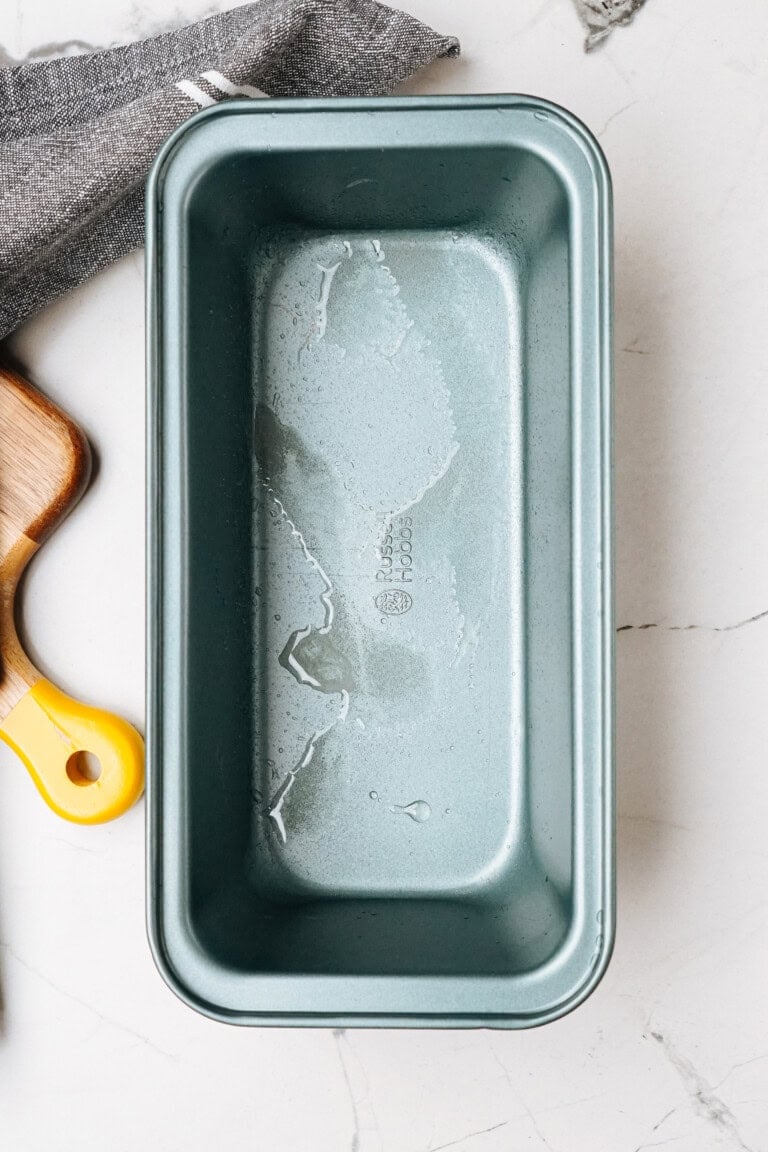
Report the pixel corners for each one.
[0,679,144,823]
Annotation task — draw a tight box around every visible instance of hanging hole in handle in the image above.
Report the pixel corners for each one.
[66,751,103,786]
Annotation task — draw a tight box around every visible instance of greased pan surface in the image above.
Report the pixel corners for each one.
[147,95,613,1026]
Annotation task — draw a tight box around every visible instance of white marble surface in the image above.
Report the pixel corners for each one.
[1,1,768,1149]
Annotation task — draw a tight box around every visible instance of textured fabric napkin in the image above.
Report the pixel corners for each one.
[573,0,648,50]
[0,0,458,338]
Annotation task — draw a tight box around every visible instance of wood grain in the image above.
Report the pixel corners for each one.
[0,366,91,716]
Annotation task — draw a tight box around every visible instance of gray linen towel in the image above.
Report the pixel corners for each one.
[0,0,458,338]
[573,0,648,50]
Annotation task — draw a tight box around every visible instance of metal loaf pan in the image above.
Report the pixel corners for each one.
[147,95,613,1026]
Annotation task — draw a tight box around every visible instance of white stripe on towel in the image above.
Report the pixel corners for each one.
[202,69,267,98]
[176,79,216,107]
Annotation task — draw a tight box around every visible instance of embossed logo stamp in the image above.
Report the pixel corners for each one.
[375,515,414,585]
[375,588,413,616]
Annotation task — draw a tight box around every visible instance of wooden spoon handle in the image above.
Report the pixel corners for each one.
[0,364,144,822]
[0,680,144,824]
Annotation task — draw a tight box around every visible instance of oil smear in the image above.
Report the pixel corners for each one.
[269,689,350,843]
[260,485,349,843]
[257,235,461,846]
[270,504,353,697]
[279,627,354,694]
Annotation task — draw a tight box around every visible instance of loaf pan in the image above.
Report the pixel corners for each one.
[147,95,614,1026]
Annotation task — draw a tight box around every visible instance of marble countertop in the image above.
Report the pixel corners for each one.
[1,1,767,1149]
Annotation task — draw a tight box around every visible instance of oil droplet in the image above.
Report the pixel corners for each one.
[391,800,431,823]
[444,808,451,815]
[369,790,379,801]
[274,613,282,621]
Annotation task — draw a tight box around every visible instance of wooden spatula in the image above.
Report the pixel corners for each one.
[0,365,144,823]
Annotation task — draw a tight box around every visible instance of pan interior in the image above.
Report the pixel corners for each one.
[181,144,574,978]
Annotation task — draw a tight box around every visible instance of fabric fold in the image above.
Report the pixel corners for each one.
[0,0,458,338]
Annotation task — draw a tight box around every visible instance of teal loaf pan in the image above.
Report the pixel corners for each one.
[146,95,614,1027]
